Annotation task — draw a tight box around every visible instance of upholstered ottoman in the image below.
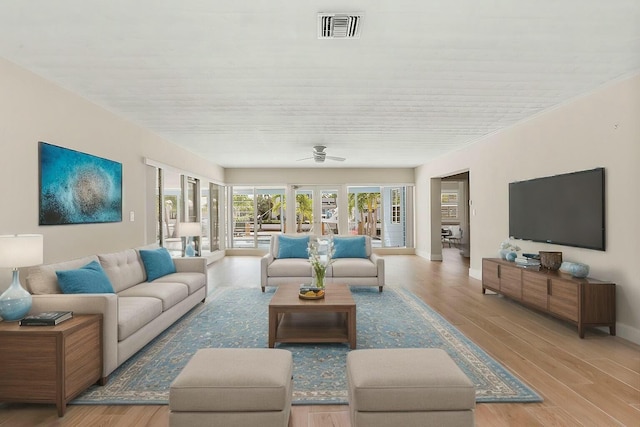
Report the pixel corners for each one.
[347,348,475,427]
[169,348,293,427]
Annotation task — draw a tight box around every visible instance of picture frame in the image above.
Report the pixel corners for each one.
[39,142,123,225]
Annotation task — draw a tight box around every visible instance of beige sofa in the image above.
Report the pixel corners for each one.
[25,245,208,382]
[260,235,384,292]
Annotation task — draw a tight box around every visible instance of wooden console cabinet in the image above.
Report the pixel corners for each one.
[482,258,615,338]
[0,314,102,416]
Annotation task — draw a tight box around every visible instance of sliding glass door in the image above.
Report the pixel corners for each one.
[293,186,341,236]
[229,186,285,249]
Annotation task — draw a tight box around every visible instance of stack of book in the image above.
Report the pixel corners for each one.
[19,311,73,326]
[515,257,541,270]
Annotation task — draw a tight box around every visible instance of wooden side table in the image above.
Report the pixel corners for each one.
[0,314,102,416]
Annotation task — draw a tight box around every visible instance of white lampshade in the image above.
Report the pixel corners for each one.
[0,234,44,268]
[176,222,201,237]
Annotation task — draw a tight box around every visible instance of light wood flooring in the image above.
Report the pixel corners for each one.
[1,250,638,426]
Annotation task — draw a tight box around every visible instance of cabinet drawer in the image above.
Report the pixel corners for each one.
[549,279,578,321]
[522,271,548,311]
[482,260,500,291]
[500,265,522,300]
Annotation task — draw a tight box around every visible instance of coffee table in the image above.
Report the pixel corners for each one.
[268,283,356,349]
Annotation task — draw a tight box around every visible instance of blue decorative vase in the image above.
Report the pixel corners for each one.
[506,251,518,262]
[185,244,196,257]
[560,262,590,278]
[0,270,32,321]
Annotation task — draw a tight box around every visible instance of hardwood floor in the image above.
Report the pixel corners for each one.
[1,250,638,426]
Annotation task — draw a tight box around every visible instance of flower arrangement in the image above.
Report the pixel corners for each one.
[308,238,334,289]
[499,238,521,260]
[500,238,521,252]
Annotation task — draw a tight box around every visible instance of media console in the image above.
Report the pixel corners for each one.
[482,258,615,338]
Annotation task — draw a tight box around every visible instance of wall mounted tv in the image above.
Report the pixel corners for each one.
[509,167,605,251]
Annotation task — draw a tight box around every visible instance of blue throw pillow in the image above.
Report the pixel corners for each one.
[56,260,115,294]
[333,236,367,259]
[139,247,177,281]
[277,235,310,259]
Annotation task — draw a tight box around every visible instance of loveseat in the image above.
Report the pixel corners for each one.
[25,245,208,382]
[260,235,384,292]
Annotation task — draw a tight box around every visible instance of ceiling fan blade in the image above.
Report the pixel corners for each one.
[326,156,346,161]
[297,156,313,161]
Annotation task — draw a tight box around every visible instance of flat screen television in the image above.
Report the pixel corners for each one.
[509,167,605,251]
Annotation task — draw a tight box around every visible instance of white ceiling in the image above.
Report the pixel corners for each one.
[0,1,638,168]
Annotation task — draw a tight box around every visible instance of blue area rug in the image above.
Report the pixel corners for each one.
[73,286,542,405]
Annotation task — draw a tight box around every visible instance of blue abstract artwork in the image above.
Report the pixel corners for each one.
[39,142,122,225]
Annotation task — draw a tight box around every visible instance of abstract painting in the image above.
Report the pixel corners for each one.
[39,142,122,225]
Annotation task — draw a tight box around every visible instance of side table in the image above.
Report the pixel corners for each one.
[0,314,103,416]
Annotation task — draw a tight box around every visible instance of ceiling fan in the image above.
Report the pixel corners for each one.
[297,145,346,163]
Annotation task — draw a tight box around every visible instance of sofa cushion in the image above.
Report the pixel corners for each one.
[98,249,146,293]
[333,236,367,259]
[117,282,189,311]
[268,258,312,277]
[331,258,378,277]
[55,260,115,294]
[153,272,206,295]
[118,296,163,341]
[139,247,176,281]
[26,255,99,295]
[277,235,309,259]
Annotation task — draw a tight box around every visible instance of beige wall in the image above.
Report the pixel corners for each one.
[415,73,640,344]
[224,168,414,185]
[0,58,223,270]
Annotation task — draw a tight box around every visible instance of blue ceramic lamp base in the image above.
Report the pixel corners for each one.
[0,269,32,321]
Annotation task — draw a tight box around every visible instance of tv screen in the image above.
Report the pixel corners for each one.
[509,168,605,251]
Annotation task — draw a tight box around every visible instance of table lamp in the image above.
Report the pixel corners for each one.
[0,234,44,321]
[177,222,201,257]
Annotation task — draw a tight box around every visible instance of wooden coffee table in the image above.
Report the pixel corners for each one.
[268,283,356,349]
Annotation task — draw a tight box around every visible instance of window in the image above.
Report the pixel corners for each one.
[159,169,183,257]
[391,188,401,224]
[441,190,459,221]
[347,185,412,248]
[207,183,222,252]
[348,186,381,240]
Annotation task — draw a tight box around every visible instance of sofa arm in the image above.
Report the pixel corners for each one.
[260,254,274,291]
[370,253,385,289]
[173,257,207,275]
[31,293,119,380]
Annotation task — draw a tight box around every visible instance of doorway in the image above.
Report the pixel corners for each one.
[437,172,470,261]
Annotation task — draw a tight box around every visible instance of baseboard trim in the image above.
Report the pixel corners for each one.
[416,250,442,261]
[615,323,640,345]
[469,268,482,280]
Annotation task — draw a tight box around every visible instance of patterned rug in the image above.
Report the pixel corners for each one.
[72,286,542,405]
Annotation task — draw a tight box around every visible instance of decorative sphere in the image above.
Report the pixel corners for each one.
[560,261,590,278]
[506,251,518,262]
[569,263,590,278]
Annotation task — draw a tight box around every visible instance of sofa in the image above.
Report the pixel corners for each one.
[260,235,384,292]
[25,245,208,382]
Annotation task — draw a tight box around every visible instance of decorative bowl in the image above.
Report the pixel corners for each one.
[299,290,325,300]
[539,251,563,271]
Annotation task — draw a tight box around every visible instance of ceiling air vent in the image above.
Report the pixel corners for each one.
[318,13,362,39]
